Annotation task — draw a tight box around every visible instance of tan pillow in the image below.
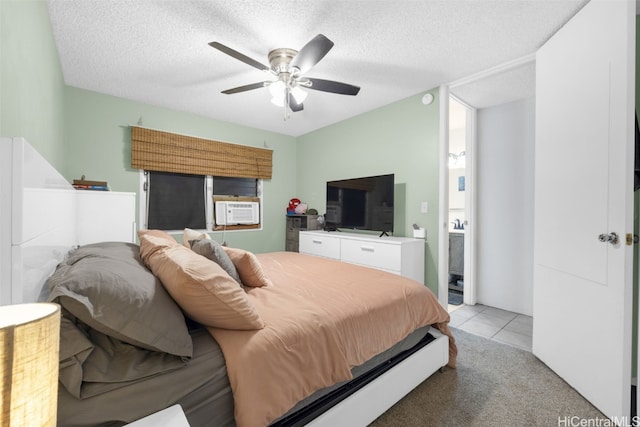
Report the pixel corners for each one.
[140,234,264,330]
[222,247,273,288]
[182,228,211,248]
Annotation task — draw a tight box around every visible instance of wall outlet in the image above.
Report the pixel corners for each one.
[420,202,428,214]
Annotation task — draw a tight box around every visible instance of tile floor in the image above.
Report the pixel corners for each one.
[447,303,533,352]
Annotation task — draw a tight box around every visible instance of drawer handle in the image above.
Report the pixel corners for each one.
[312,239,323,244]
[360,246,375,252]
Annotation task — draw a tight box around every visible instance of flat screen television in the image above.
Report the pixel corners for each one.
[325,174,394,234]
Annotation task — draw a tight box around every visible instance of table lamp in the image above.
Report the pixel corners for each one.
[0,303,60,426]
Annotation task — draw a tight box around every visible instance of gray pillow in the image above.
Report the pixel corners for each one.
[47,242,193,358]
[58,312,187,399]
[190,239,242,285]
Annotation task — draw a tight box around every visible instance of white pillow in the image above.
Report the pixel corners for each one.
[182,228,211,248]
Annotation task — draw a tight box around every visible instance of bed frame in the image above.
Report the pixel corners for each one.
[0,137,76,306]
[300,329,448,426]
[0,136,450,426]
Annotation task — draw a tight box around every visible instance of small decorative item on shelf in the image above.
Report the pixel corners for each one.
[286,198,301,215]
[294,203,307,214]
[73,175,110,191]
[412,223,426,239]
[286,198,313,215]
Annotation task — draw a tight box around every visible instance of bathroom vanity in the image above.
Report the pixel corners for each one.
[448,231,464,291]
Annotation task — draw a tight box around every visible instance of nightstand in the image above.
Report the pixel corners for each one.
[285,214,321,252]
[125,405,190,426]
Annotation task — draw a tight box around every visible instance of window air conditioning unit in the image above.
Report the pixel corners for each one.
[215,201,260,225]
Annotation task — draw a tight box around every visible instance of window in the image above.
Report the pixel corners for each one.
[141,171,262,232]
[131,126,271,232]
[212,177,258,198]
[146,172,206,230]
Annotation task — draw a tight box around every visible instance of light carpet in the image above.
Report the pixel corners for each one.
[369,328,607,426]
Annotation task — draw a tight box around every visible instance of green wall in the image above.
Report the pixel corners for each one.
[0,0,440,295]
[0,0,65,169]
[295,92,441,293]
[0,1,298,255]
[63,87,298,253]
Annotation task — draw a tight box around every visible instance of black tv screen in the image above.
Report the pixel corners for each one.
[325,174,394,233]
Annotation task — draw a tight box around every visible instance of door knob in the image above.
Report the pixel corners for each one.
[598,232,619,245]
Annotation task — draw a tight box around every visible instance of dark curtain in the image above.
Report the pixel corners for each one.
[148,171,206,230]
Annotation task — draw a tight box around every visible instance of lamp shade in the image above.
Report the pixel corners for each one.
[0,303,60,427]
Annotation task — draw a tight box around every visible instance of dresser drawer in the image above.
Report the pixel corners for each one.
[340,239,401,272]
[286,230,298,241]
[299,233,341,260]
[285,239,299,252]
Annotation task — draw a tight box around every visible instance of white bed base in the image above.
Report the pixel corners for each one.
[307,329,449,427]
[1,137,450,426]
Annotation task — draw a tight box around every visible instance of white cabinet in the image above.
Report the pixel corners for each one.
[299,231,424,284]
[76,191,136,245]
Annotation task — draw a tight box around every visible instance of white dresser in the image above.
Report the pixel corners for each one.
[299,231,424,284]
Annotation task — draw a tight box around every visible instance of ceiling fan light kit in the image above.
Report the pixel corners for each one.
[290,86,308,104]
[209,34,360,121]
[268,80,286,105]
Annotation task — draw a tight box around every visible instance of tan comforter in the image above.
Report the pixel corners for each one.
[207,251,457,427]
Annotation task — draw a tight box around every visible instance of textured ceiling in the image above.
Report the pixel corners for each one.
[47,0,588,137]
[451,61,536,110]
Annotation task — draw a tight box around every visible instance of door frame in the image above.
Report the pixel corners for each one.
[437,53,535,308]
[438,86,479,307]
[451,94,476,306]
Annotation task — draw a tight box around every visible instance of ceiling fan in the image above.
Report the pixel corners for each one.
[209,34,360,119]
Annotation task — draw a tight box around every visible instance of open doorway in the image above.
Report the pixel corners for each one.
[447,97,469,307]
[438,54,536,315]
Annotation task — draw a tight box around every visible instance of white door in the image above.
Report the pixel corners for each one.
[533,0,635,420]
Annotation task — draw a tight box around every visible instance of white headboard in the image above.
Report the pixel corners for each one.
[0,137,77,305]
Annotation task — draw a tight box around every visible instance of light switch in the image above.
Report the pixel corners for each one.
[420,202,428,214]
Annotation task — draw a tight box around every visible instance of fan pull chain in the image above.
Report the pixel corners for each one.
[283,87,290,121]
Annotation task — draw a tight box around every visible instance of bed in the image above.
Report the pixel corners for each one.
[1,137,457,426]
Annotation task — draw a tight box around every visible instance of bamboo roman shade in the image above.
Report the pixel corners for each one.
[131,127,272,179]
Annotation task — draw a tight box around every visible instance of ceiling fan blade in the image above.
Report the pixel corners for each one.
[306,78,360,96]
[288,93,304,112]
[290,34,334,74]
[209,42,270,72]
[221,82,267,94]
